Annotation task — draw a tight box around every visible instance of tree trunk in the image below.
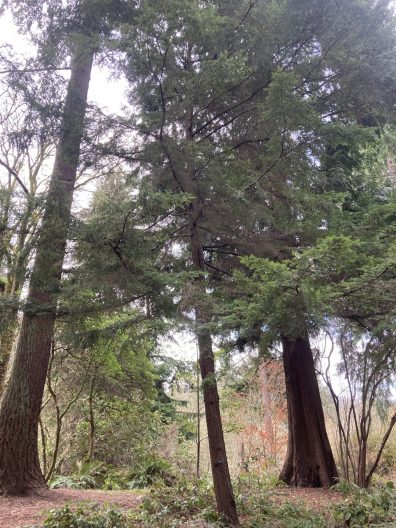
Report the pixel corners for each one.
[189,202,238,524]
[280,334,338,488]
[173,42,238,525]
[197,325,238,525]
[196,356,201,479]
[38,417,48,477]
[357,440,367,488]
[0,40,94,495]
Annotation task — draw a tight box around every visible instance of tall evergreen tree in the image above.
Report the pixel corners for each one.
[118,1,260,521]
[119,0,396,491]
[0,0,135,494]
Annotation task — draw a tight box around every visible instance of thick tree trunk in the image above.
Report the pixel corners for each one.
[0,40,94,495]
[280,334,338,488]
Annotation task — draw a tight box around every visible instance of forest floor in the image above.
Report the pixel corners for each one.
[0,489,145,528]
[0,487,344,527]
[268,486,342,508]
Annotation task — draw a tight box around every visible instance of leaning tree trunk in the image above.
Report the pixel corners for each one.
[0,40,94,495]
[174,43,238,524]
[186,135,238,527]
[190,219,238,523]
[280,333,338,488]
[196,321,238,525]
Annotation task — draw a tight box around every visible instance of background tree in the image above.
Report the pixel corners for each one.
[0,74,59,386]
[318,328,396,488]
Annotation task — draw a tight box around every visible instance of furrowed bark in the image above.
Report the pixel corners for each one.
[0,39,94,495]
[197,323,238,525]
[280,334,338,488]
[188,207,238,523]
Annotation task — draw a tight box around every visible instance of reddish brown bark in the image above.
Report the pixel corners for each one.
[197,328,238,525]
[185,191,237,523]
[280,334,338,488]
[171,43,239,525]
[0,40,94,494]
[187,156,238,525]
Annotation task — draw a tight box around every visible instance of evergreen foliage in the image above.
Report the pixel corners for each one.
[0,0,395,523]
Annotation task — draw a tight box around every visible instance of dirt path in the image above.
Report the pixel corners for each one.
[0,486,344,527]
[0,489,144,528]
[271,487,343,509]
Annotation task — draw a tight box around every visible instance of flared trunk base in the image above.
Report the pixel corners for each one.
[280,335,338,488]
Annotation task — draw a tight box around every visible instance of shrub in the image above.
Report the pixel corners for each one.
[126,456,175,489]
[332,482,396,527]
[50,461,129,490]
[130,476,222,527]
[29,503,126,528]
[50,474,99,490]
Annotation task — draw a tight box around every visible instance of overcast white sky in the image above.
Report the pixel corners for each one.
[0,11,128,113]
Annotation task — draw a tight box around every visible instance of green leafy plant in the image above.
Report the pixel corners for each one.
[127,457,175,489]
[31,503,125,528]
[333,482,396,527]
[50,462,130,491]
[50,475,97,490]
[130,477,221,527]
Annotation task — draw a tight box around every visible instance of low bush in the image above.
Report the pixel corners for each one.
[35,471,396,528]
[50,461,114,490]
[129,476,222,527]
[49,457,175,491]
[332,481,396,527]
[27,503,126,528]
[126,456,175,489]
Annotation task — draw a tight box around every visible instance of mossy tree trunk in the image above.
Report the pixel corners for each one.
[0,40,94,495]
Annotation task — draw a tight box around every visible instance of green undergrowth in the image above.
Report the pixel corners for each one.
[331,480,396,527]
[26,503,127,528]
[50,458,174,491]
[131,477,223,527]
[28,474,396,528]
[235,474,331,528]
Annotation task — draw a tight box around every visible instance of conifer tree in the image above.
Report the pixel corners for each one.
[0,0,135,494]
[119,0,396,491]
